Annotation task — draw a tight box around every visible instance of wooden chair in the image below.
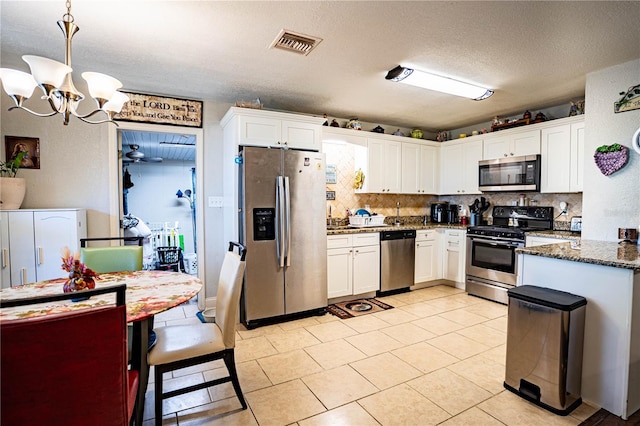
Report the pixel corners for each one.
[80,237,144,273]
[1,285,139,426]
[148,242,247,424]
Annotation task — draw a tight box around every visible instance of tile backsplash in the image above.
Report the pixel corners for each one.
[323,142,582,225]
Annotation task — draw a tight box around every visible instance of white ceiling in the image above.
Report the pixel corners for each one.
[1,1,639,137]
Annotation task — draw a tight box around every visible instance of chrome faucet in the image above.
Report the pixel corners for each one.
[395,202,400,226]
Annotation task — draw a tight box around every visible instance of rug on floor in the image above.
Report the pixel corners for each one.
[579,407,640,425]
[327,298,393,319]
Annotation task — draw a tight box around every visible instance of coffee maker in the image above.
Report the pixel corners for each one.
[431,202,459,224]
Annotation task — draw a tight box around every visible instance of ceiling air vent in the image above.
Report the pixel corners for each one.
[269,29,322,56]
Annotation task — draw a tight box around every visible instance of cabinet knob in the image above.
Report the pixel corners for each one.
[504,153,508,157]
[510,152,514,156]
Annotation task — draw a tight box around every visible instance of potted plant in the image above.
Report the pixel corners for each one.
[0,151,27,210]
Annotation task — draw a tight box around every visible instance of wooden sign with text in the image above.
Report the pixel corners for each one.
[114,92,203,128]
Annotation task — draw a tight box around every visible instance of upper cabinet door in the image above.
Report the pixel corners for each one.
[401,142,420,194]
[282,120,321,151]
[541,124,571,193]
[512,130,541,157]
[570,122,585,192]
[419,145,439,194]
[238,115,282,148]
[483,130,540,160]
[366,138,401,193]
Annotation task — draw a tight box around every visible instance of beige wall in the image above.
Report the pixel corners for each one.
[0,91,234,299]
[582,59,640,241]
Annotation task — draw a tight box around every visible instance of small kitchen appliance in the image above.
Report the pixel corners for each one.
[570,217,582,233]
[478,155,541,192]
[431,202,458,224]
[466,205,554,304]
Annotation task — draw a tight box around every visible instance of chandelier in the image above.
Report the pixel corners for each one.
[0,1,129,125]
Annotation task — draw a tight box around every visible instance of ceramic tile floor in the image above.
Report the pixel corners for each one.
[142,285,600,425]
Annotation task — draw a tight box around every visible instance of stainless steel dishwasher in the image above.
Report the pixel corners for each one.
[379,229,416,294]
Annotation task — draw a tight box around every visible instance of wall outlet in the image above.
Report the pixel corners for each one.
[208,196,223,208]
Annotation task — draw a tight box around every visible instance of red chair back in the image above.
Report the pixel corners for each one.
[1,285,136,426]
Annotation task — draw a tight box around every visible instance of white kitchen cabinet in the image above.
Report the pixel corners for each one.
[440,139,483,195]
[570,121,585,192]
[366,138,401,193]
[540,117,585,193]
[222,107,324,151]
[402,142,439,194]
[1,212,9,288]
[415,230,441,284]
[327,233,380,298]
[2,209,86,286]
[442,229,466,286]
[483,129,540,160]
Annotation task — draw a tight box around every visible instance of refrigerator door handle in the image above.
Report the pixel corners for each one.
[283,176,291,267]
[276,176,286,267]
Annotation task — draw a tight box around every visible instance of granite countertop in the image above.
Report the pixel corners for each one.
[327,224,468,235]
[517,240,640,271]
[526,230,582,240]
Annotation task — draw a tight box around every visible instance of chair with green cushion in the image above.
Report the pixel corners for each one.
[80,237,144,273]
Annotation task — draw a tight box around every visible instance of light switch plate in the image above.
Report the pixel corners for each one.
[208,196,223,208]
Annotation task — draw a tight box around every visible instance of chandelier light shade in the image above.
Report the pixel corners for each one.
[0,1,128,125]
[385,65,494,101]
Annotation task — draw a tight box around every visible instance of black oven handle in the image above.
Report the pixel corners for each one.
[467,236,523,249]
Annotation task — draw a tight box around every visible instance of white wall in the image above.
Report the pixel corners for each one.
[582,59,640,241]
[125,160,196,254]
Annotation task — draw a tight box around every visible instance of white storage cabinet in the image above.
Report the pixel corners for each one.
[1,209,87,287]
[442,229,466,287]
[327,233,380,298]
[414,229,441,284]
[402,142,439,194]
[440,139,483,195]
[540,117,585,193]
[1,212,9,288]
[222,107,324,151]
[483,129,541,160]
[366,138,402,193]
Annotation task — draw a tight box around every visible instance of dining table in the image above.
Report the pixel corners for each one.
[0,269,203,426]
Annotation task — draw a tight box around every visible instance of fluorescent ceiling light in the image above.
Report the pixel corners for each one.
[385,65,493,101]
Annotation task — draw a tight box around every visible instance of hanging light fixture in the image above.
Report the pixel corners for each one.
[385,65,494,101]
[0,0,129,125]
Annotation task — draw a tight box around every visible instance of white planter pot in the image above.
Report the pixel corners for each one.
[0,177,26,210]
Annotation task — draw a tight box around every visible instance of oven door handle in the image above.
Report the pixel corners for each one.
[468,237,523,249]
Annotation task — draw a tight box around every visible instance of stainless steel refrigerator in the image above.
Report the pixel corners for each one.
[239,146,327,328]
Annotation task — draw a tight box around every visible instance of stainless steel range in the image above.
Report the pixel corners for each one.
[465,206,553,304]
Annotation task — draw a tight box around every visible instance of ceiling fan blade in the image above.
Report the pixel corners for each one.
[142,157,163,162]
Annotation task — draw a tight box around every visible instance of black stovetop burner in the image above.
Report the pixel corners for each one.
[467,205,554,241]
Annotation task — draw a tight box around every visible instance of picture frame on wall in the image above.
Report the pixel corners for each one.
[5,136,40,169]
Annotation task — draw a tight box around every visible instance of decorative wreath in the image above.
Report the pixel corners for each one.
[594,144,628,176]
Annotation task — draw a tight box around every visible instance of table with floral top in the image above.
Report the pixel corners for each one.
[0,270,202,425]
[0,269,202,322]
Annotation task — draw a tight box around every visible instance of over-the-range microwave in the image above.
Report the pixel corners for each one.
[478,155,541,192]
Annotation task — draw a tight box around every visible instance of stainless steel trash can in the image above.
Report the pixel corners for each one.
[504,285,587,415]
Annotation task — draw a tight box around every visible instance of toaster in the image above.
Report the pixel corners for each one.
[570,216,582,232]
